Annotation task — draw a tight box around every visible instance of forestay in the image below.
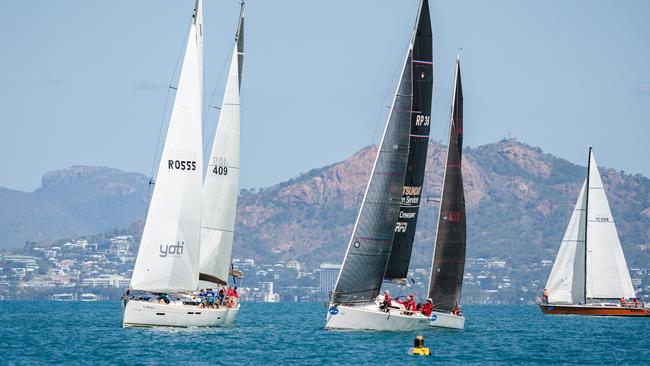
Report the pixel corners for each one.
[131,1,204,293]
[385,0,433,281]
[199,4,245,286]
[332,50,413,304]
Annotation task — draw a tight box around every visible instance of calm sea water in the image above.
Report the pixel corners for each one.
[0,302,648,365]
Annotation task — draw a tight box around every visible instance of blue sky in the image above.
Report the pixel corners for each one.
[1,0,649,192]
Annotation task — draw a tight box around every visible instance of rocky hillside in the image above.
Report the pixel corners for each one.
[2,140,649,270]
[0,166,148,248]
[233,139,650,268]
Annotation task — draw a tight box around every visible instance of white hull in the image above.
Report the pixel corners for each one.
[325,303,430,331]
[122,299,228,328]
[428,310,465,330]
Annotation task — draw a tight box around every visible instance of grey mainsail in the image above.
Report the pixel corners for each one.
[331,51,413,304]
[427,59,466,311]
[385,0,433,281]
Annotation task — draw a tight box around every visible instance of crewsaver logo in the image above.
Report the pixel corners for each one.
[159,241,185,257]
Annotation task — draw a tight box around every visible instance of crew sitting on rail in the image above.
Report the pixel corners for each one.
[542,288,549,304]
[158,293,171,305]
[217,289,225,305]
[399,295,416,315]
[620,297,627,306]
[379,290,392,312]
[206,288,217,308]
[420,298,433,317]
[452,304,462,316]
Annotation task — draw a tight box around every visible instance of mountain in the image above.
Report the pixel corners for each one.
[0,166,148,248]
[232,139,650,269]
[2,140,649,270]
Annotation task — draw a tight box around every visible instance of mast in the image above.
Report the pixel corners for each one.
[584,146,591,304]
[384,0,433,281]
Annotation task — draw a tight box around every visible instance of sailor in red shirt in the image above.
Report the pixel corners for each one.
[421,298,433,317]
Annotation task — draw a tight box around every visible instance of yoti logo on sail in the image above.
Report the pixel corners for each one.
[159,241,185,257]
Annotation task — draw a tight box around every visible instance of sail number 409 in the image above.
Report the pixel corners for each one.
[415,115,431,127]
[212,157,228,176]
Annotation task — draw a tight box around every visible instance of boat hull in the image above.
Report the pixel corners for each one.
[122,300,228,327]
[428,310,465,330]
[539,304,649,317]
[325,304,430,331]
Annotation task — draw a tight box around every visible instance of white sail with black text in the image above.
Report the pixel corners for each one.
[130,0,204,294]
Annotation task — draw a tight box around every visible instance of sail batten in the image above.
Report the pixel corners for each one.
[131,1,204,293]
[427,59,466,311]
[384,0,433,280]
[199,4,245,287]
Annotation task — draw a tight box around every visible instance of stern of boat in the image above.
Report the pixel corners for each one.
[428,310,465,330]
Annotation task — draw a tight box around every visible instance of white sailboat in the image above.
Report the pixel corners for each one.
[540,148,649,317]
[122,0,246,328]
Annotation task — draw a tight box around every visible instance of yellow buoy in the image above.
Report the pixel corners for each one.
[409,335,430,356]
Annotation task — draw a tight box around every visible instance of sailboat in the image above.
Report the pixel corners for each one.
[426,57,466,330]
[122,0,246,328]
[540,148,649,317]
[325,0,434,331]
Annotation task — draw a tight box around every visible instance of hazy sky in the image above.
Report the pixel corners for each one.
[1,0,649,192]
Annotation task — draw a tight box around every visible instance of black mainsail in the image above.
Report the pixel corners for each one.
[427,59,466,311]
[331,53,413,305]
[384,0,433,281]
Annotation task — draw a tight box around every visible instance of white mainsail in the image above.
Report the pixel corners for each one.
[585,153,636,299]
[131,1,204,293]
[199,6,244,286]
[546,150,636,303]
[545,181,586,304]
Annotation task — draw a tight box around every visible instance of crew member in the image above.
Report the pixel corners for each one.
[421,298,433,317]
[542,288,549,304]
[380,290,392,312]
[452,304,462,316]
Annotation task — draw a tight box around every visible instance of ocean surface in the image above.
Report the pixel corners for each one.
[1,302,648,365]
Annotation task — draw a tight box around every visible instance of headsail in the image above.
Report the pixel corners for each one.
[427,58,466,311]
[545,181,587,304]
[199,3,245,286]
[585,152,636,300]
[384,0,433,281]
[131,1,204,293]
[331,50,413,304]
